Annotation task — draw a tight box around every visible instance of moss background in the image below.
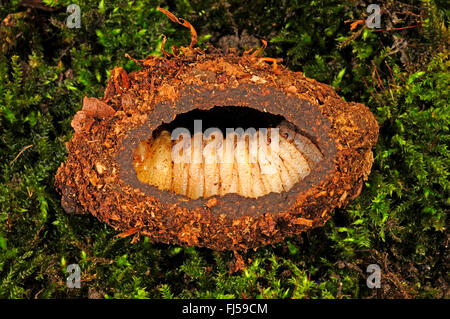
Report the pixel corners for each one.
[0,0,448,299]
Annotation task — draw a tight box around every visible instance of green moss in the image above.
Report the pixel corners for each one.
[0,0,448,299]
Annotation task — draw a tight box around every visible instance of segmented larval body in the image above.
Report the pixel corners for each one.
[134,121,324,199]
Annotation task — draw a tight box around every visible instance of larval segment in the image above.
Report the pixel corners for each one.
[278,120,324,167]
[172,135,189,196]
[136,130,173,191]
[187,132,204,199]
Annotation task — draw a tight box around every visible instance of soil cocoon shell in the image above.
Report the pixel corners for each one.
[55,46,379,250]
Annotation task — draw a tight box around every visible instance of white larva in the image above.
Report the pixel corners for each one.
[134,122,323,199]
